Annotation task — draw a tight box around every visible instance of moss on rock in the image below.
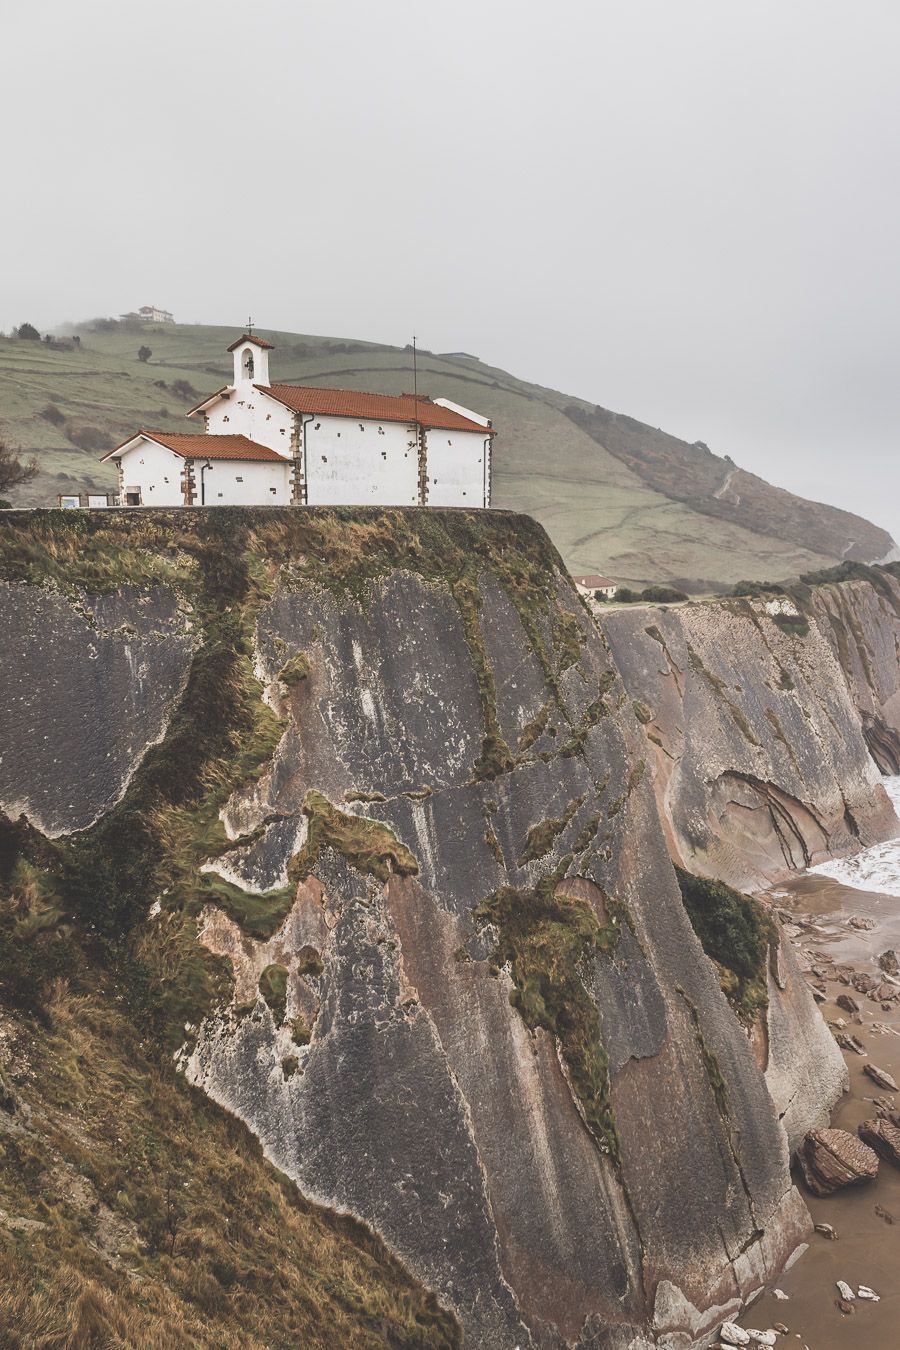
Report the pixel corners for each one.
[259,963,289,1023]
[290,791,418,886]
[674,867,777,1024]
[474,868,623,1161]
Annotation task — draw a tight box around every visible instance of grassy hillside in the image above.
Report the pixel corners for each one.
[1,319,894,588]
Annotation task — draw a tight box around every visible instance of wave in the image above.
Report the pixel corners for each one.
[809,777,900,898]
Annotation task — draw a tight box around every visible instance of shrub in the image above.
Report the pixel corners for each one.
[0,440,38,494]
[138,346,152,363]
[66,425,115,452]
[171,378,197,401]
[16,322,40,341]
[613,587,640,603]
[729,579,783,598]
[640,585,688,603]
[40,403,66,426]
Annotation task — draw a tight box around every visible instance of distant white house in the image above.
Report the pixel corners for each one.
[103,333,496,508]
[572,573,618,600]
[120,305,175,324]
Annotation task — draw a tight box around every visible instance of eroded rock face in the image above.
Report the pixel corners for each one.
[183,566,814,1348]
[0,582,196,836]
[600,597,898,890]
[809,573,900,774]
[764,938,848,1153]
[797,1128,879,1196]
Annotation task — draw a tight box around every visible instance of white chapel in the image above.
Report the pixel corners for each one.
[103,334,496,508]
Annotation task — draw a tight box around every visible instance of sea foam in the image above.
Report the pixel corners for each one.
[809,777,900,898]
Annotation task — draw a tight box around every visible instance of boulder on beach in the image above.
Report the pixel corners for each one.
[878,949,900,975]
[796,1127,879,1196]
[858,1117,900,1166]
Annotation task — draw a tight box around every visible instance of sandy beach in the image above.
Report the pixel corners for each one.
[735,871,900,1349]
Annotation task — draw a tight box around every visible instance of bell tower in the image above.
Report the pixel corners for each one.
[226,329,273,388]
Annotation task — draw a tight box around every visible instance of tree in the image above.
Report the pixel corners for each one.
[16,322,40,341]
[138,345,152,363]
[0,439,38,495]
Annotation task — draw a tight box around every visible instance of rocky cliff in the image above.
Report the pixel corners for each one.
[806,569,900,774]
[0,508,860,1348]
[601,593,899,892]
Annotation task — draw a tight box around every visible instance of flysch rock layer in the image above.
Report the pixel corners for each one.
[600,596,898,891]
[763,936,848,1153]
[0,581,197,836]
[808,573,900,774]
[182,566,815,1348]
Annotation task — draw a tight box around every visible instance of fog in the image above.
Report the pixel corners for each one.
[2,0,898,539]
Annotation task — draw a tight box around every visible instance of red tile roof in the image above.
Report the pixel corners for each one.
[227,334,274,351]
[258,384,495,434]
[101,431,289,463]
[573,574,617,588]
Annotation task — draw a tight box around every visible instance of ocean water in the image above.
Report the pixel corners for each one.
[809,776,900,898]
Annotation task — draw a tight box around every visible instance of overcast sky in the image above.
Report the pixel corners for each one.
[3,1,898,541]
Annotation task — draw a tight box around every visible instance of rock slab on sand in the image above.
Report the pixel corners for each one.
[859,1117,900,1166]
[797,1127,879,1196]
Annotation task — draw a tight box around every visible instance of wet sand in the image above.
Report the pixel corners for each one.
[736,875,900,1349]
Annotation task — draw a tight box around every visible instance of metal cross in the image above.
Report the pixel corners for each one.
[246,316,254,335]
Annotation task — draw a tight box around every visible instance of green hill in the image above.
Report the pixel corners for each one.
[1,320,895,589]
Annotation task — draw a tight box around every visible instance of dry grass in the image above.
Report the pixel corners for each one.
[0,981,460,1349]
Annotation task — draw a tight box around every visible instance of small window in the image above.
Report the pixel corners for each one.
[314,422,321,430]
[270,487,277,494]
[336,431,341,437]
[217,492,223,498]
[235,476,243,482]
[321,455,327,463]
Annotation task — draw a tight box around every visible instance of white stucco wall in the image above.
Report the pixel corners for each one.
[424,428,490,507]
[118,439,185,506]
[204,387,294,455]
[197,458,291,506]
[117,438,291,506]
[303,415,419,505]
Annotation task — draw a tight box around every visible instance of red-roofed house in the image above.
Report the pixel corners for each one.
[104,333,496,507]
[572,574,619,600]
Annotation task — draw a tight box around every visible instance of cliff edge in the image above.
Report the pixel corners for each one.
[0,508,854,1347]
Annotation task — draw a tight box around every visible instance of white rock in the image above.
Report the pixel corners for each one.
[773,1289,789,1300]
[746,1333,777,1348]
[720,1325,751,1347]
[857,1285,880,1301]
[836,1280,855,1300]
